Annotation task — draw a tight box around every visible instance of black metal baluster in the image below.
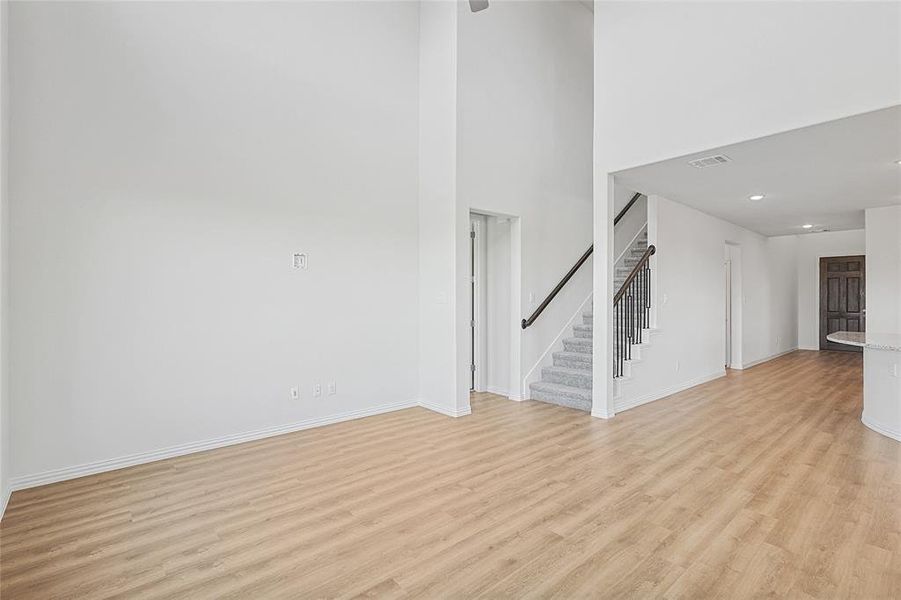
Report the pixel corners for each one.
[628,292,633,362]
[617,301,622,377]
[629,279,638,350]
[638,266,644,338]
[617,300,622,377]
[638,268,643,339]
[614,301,618,378]
[642,265,648,333]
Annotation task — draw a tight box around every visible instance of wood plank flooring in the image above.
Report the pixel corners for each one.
[2,350,900,598]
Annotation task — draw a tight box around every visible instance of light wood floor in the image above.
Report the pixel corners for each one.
[2,350,900,599]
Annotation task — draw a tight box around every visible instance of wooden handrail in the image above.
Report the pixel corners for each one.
[614,245,656,303]
[521,245,594,329]
[521,192,645,330]
[614,192,642,226]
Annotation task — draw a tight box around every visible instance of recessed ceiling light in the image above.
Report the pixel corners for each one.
[748,194,765,201]
[802,224,813,229]
[896,159,901,165]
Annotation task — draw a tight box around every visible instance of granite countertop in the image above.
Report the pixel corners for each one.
[827,331,901,352]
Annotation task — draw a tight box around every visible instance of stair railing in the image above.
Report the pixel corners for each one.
[613,244,656,378]
[522,192,643,330]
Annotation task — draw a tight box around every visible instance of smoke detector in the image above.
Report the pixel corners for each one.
[687,154,732,169]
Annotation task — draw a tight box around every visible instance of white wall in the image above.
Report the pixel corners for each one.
[595,2,901,174]
[594,0,901,415]
[457,0,593,398]
[0,0,9,517]
[10,2,422,482]
[866,206,901,335]
[618,196,798,411]
[418,0,470,417]
[794,229,867,350]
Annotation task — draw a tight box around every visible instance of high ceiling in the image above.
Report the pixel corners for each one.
[614,105,901,237]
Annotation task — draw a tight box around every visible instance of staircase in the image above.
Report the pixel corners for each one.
[528,229,650,412]
[615,230,649,291]
[529,309,594,411]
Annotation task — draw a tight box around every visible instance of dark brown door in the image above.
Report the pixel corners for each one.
[820,256,865,352]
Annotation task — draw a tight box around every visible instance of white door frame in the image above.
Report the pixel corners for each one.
[469,215,488,392]
[468,209,522,400]
[724,252,732,368]
[725,242,743,369]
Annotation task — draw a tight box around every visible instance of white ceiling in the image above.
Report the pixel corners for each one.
[614,105,901,237]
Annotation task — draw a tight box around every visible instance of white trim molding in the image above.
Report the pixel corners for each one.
[0,486,11,522]
[10,400,418,492]
[418,400,473,418]
[862,414,901,443]
[614,370,726,414]
[736,347,799,370]
[486,385,510,398]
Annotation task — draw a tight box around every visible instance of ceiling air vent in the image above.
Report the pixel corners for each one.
[687,154,732,169]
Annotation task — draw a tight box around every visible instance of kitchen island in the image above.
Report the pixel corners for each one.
[827,331,901,442]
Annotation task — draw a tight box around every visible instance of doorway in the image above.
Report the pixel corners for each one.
[724,243,742,369]
[724,253,732,368]
[469,211,519,398]
[469,215,487,391]
[819,255,866,352]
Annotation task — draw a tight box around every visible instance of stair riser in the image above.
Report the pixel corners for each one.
[554,356,592,369]
[529,389,592,412]
[563,339,592,353]
[573,327,592,339]
[542,369,592,389]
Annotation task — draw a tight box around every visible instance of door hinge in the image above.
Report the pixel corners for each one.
[470,320,475,328]
[470,230,476,239]
[471,364,476,372]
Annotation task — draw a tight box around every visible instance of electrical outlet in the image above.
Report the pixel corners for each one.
[892,364,898,378]
[290,387,299,400]
[293,253,308,269]
[327,382,336,395]
[313,383,322,398]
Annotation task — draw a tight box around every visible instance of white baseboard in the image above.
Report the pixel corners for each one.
[615,370,726,414]
[486,385,510,398]
[418,400,472,418]
[862,414,901,443]
[0,484,10,522]
[484,386,525,402]
[10,399,418,492]
[737,348,799,370]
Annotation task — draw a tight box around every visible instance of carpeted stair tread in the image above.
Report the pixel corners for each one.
[529,381,592,412]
